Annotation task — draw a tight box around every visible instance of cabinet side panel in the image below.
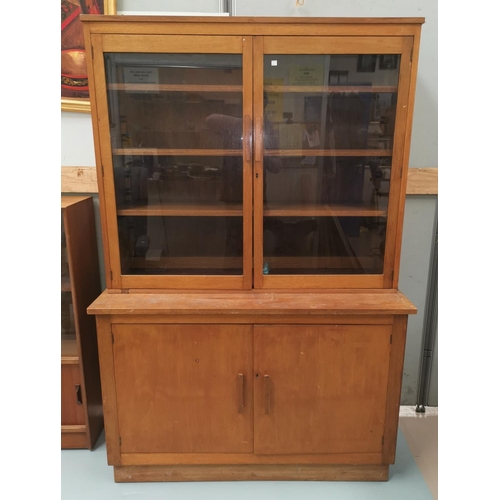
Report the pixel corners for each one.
[382,37,414,287]
[382,315,408,463]
[84,27,113,289]
[393,28,423,288]
[95,315,122,465]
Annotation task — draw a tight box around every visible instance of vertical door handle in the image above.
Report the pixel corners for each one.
[264,374,271,415]
[75,384,82,405]
[244,115,252,162]
[255,115,263,165]
[238,373,245,413]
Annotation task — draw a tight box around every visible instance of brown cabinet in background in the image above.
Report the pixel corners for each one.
[61,196,103,449]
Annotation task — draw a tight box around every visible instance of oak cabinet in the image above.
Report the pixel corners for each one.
[82,15,423,482]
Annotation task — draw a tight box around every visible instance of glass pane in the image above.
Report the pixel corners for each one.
[118,216,242,275]
[104,53,244,276]
[263,216,386,275]
[61,217,75,337]
[262,54,399,275]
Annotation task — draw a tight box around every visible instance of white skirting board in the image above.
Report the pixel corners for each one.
[400,405,438,417]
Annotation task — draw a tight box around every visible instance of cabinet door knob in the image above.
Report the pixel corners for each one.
[264,374,271,415]
[238,373,245,413]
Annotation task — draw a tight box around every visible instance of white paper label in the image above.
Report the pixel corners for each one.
[123,67,159,89]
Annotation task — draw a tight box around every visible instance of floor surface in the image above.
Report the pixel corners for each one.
[399,407,438,499]
[62,408,436,499]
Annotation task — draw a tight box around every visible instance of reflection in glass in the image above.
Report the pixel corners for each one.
[263,216,386,275]
[104,53,245,276]
[105,53,243,151]
[261,54,400,276]
[118,216,243,276]
[263,54,400,152]
[61,219,75,335]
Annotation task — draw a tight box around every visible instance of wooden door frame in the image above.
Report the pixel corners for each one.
[253,35,417,290]
[85,31,253,290]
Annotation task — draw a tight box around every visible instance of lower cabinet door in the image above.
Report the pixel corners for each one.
[254,324,392,455]
[112,324,253,453]
[61,364,85,425]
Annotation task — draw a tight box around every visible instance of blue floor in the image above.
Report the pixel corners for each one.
[61,431,433,499]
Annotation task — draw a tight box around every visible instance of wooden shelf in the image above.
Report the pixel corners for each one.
[265,256,375,269]
[264,203,387,217]
[117,203,383,217]
[61,277,71,292]
[61,336,79,364]
[117,202,243,217]
[128,256,375,271]
[264,85,398,93]
[264,149,392,157]
[113,149,242,156]
[116,202,384,217]
[108,83,242,92]
[130,256,242,270]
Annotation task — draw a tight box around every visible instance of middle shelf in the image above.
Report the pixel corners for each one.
[112,148,392,157]
[116,202,387,217]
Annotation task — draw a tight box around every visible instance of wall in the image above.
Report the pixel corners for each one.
[61,0,438,405]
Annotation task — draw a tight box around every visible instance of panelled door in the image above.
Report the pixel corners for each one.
[253,36,413,289]
[91,34,253,289]
[254,325,392,455]
[112,324,253,453]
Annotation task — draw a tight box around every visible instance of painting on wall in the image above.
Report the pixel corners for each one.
[61,0,116,112]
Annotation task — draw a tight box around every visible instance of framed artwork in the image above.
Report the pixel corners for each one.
[356,55,377,73]
[61,0,116,113]
[379,55,399,70]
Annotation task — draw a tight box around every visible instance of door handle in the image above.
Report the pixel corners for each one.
[244,115,252,163]
[75,384,82,405]
[255,115,263,165]
[264,374,271,415]
[238,373,245,413]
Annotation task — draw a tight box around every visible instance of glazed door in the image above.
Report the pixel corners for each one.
[254,325,392,455]
[91,35,253,289]
[112,324,253,453]
[253,36,413,288]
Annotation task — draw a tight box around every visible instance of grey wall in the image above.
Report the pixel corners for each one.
[61,0,438,405]
[118,0,222,14]
[399,196,437,404]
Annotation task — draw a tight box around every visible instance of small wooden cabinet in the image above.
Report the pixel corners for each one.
[82,15,423,481]
[61,196,103,448]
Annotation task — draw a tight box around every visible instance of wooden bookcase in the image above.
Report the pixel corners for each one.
[82,15,423,481]
[61,196,103,449]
